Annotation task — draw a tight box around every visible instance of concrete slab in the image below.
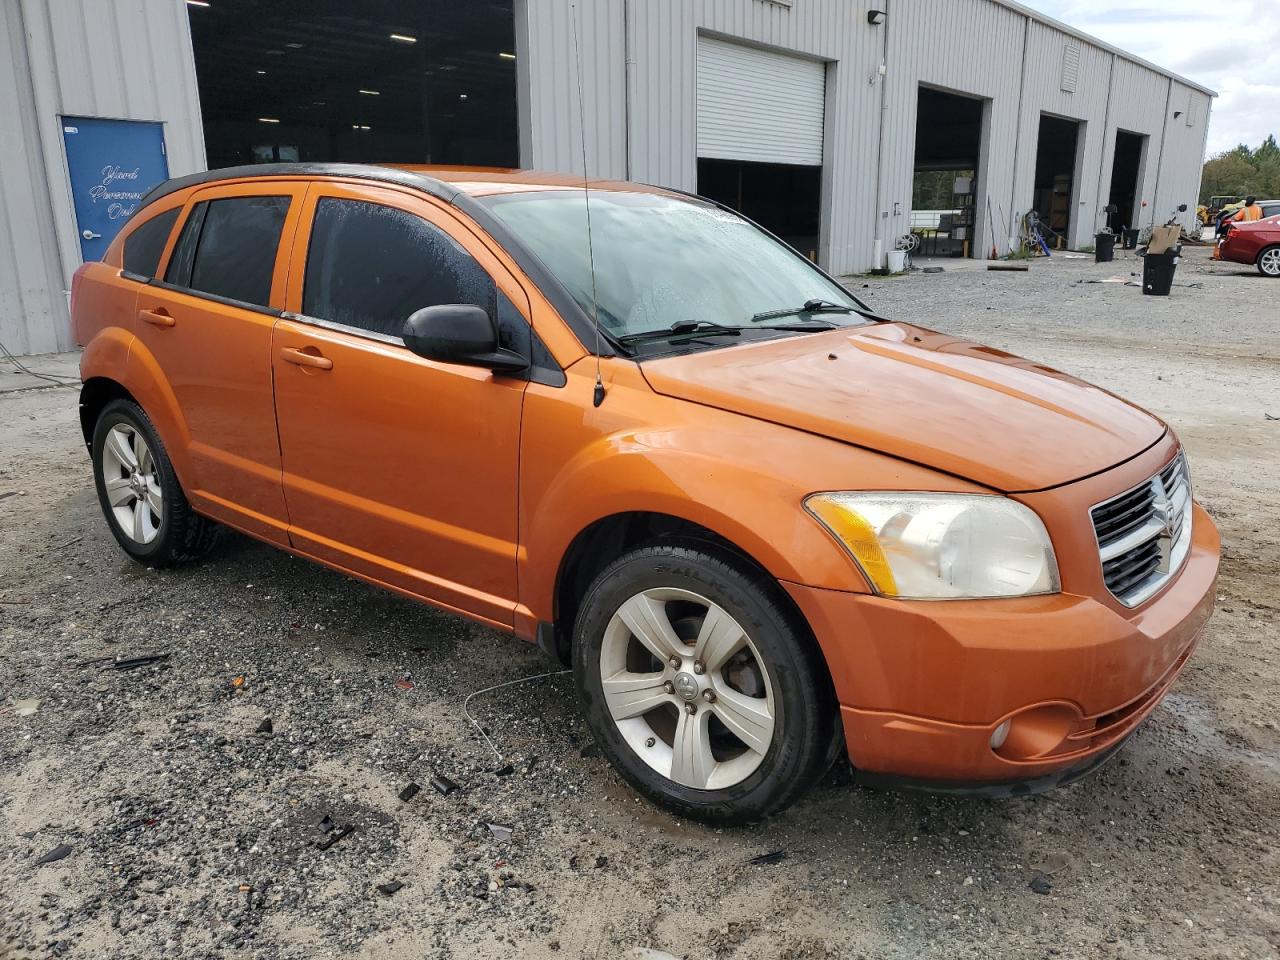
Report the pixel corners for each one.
[0,350,81,393]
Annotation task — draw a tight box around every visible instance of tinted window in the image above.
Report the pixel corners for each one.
[165,202,208,288]
[303,198,495,338]
[122,208,180,278]
[185,196,290,307]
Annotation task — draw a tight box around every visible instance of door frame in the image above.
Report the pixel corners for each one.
[273,178,538,625]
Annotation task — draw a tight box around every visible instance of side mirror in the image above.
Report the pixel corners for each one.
[402,304,528,373]
[1177,204,1188,213]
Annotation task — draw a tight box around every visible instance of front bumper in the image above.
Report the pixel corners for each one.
[784,501,1219,786]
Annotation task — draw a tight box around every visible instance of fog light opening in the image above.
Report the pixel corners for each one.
[989,720,1011,751]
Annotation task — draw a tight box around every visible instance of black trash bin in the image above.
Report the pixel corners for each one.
[1123,229,1140,250]
[1142,248,1180,296]
[1095,231,1116,263]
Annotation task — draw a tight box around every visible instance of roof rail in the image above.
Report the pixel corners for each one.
[135,162,461,211]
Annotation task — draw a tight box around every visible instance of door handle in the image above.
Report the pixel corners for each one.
[82,229,101,240]
[139,308,175,328]
[280,346,333,371]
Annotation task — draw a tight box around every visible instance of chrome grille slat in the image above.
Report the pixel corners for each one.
[1094,496,1158,544]
[1091,453,1193,607]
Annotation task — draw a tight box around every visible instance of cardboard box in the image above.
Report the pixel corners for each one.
[1147,224,1181,255]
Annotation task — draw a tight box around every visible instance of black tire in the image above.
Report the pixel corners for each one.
[573,542,836,824]
[91,398,220,566]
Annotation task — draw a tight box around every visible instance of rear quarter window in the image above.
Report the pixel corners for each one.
[122,207,180,278]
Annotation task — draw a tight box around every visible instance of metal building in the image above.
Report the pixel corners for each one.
[522,0,1214,272]
[1,0,1213,357]
[1,0,202,356]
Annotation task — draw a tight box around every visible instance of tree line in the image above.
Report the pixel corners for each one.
[1200,136,1280,203]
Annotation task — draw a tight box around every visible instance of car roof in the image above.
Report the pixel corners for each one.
[387,164,685,199]
[136,162,684,211]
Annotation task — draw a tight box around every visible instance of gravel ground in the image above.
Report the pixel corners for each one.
[1,245,1277,960]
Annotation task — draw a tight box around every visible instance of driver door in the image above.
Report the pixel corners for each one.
[272,181,530,627]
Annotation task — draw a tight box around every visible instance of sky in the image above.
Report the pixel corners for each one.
[1020,0,1279,158]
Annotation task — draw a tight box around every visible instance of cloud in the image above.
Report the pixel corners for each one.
[1021,0,1280,156]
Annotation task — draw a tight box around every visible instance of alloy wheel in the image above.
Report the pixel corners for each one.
[599,587,776,790]
[1260,248,1280,277]
[100,424,163,545]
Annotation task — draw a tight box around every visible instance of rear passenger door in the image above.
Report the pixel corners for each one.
[272,181,529,626]
[132,182,306,544]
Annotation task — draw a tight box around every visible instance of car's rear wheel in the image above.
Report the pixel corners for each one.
[1257,246,1280,278]
[91,399,219,566]
[573,543,835,824]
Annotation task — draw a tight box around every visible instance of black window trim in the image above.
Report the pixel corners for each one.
[280,308,565,387]
[164,200,209,290]
[284,310,404,346]
[296,195,566,387]
[127,163,616,357]
[150,193,290,312]
[142,276,285,318]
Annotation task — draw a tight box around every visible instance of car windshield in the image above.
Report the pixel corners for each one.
[478,189,866,349]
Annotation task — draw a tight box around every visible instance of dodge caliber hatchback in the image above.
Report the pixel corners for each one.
[72,164,1219,823]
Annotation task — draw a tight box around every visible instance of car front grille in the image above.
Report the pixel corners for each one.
[1091,454,1193,607]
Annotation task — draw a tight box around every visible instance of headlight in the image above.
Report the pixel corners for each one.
[804,493,1060,599]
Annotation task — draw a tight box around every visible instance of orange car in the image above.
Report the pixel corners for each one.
[72,164,1219,822]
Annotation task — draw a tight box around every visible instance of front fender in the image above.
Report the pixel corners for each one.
[517,361,987,624]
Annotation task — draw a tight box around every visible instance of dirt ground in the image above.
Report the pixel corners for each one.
[1,245,1277,960]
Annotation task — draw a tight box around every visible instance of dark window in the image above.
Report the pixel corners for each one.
[180,196,290,307]
[303,198,495,338]
[164,202,208,288]
[122,208,180,278]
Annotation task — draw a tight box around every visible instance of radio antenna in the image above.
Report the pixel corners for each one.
[570,4,606,407]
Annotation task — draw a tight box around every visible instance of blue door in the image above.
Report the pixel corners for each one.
[61,117,169,262]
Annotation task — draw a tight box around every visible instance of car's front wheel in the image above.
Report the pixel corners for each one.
[91,399,219,566]
[573,542,836,824]
[1257,246,1280,278]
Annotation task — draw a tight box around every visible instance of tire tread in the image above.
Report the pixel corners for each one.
[573,540,836,824]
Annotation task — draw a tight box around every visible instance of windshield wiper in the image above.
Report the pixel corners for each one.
[618,319,744,344]
[751,319,842,332]
[750,299,858,323]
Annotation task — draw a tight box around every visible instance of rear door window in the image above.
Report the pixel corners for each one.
[302,197,495,338]
[122,207,180,278]
[167,196,290,308]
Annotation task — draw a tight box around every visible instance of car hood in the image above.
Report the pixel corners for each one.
[640,322,1166,492]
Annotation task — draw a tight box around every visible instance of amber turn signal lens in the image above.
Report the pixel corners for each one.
[804,496,899,596]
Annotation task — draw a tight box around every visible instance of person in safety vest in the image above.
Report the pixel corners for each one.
[1231,197,1263,224]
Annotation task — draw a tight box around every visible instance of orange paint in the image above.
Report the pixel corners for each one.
[73,166,1219,789]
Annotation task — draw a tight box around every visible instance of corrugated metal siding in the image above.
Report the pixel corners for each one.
[0,0,68,356]
[521,0,883,273]
[695,36,825,166]
[879,0,1027,260]
[0,0,204,356]
[1013,20,1113,248]
[517,0,1214,274]
[1152,82,1213,234]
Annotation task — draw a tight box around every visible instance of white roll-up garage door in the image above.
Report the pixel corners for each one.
[696,36,826,167]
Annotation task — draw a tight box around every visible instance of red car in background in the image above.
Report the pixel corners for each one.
[1215,214,1280,277]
